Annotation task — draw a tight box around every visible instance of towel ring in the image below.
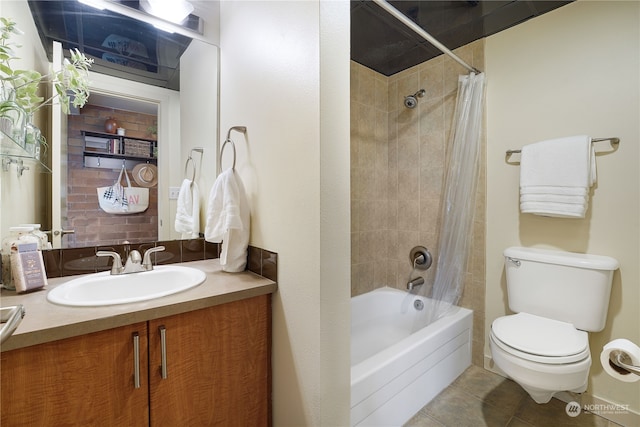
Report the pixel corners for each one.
[184,157,196,181]
[220,139,237,171]
[184,147,203,184]
[219,126,247,172]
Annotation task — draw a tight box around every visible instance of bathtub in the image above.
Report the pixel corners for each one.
[351,287,473,426]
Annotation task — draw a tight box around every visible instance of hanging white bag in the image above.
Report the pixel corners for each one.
[97,165,149,214]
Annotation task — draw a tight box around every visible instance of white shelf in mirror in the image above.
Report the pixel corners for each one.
[0,130,52,175]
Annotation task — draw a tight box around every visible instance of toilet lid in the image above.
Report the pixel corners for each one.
[492,313,588,357]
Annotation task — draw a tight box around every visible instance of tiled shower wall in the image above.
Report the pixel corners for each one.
[350,40,486,366]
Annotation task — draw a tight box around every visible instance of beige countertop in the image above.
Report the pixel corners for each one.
[0,259,277,352]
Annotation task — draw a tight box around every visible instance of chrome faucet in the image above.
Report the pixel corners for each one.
[96,246,165,275]
[123,250,143,273]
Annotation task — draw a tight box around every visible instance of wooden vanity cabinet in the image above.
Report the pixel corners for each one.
[1,295,271,427]
[148,295,271,426]
[1,322,150,426]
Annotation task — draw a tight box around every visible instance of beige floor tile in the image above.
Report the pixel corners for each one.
[401,367,615,427]
[405,409,445,427]
[423,385,513,427]
[506,417,536,427]
[453,365,528,413]
[515,396,610,427]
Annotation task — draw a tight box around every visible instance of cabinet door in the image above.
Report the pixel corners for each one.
[148,295,271,426]
[1,322,149,427]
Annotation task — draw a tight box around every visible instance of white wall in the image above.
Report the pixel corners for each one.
[180,39,219,236]
[486,0,639,415]
[219,1,350,425]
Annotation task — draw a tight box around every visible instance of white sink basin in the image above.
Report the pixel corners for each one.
[47,266,207,307]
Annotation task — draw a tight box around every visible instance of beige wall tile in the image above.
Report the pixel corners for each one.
[350,49,486,368]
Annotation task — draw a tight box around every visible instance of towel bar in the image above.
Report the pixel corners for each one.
[506,137,620,156]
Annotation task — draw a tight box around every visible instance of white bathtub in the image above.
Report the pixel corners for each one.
[351,287,473,426]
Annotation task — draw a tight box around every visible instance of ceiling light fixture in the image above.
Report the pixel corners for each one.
[140,0,194,25]
[75,0,205,41]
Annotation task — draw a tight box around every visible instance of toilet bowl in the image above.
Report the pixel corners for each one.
[489,312,591,403]
[490,247,619,404]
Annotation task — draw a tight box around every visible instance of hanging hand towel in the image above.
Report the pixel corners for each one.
[204,169,250,272]
[519,135,595,218]
[174,178,200,239]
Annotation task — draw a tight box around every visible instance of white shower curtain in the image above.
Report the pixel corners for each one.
[418,72,485,327]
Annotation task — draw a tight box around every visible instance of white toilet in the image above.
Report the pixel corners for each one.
[490,246,619,404]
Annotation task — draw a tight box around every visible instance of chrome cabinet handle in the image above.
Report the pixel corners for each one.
[133,332,140,389]
[159,325,168,379]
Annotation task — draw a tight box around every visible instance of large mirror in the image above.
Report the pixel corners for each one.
[0,0,220,249]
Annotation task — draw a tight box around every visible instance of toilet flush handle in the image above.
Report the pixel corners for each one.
[507,257,521,267]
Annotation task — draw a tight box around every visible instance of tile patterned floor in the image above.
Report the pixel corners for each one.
[405,365,622,427]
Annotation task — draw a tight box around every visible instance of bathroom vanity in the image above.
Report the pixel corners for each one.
[0,259,276,426]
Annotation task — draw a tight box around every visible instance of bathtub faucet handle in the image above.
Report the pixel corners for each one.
[410,246,433,270]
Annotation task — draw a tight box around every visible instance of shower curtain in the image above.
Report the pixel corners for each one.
[418,72,485,327]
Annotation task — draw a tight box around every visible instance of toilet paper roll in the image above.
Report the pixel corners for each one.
[600,338,640,383]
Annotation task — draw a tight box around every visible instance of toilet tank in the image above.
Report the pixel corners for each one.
[504,246,619,332]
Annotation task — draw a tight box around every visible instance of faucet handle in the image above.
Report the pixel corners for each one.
[96,251,123,275]
[142,246,166,270]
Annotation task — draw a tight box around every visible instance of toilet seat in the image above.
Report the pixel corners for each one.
[491,313,589,364]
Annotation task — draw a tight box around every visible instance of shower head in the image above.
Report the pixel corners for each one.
[404,89,426,109]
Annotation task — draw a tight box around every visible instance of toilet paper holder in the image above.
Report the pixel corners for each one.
[609,350,640,376]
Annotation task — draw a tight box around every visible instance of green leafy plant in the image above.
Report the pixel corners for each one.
[147,123,157,139]
[0,17,93,115]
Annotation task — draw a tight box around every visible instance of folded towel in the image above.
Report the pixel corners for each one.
[520,135,594,188]
[520,201,586,218]
[205,169,250,272]
[520,186,588,197]
[519,135,595,218]
[520,193,587,204]
[175,178,200,239]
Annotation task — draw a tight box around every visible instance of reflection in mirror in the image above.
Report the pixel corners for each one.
[0,1,219,250]
[64,95,159,248]
[28,0,198,90]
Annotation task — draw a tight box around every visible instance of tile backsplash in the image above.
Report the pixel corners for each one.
[42,238,277,282]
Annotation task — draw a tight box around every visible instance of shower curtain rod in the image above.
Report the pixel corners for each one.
[372,0,482,74]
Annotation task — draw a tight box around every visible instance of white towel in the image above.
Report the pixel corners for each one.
[519,135,596,218]
[175,179,200,239]
[205,169,250,272]
[520,186,588,197]
[520,193,587,204]
[520,202,587,218]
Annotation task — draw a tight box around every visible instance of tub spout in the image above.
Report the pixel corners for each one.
[407,276,424,290]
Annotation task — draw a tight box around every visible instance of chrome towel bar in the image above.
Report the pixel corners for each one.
[506,137,620,156]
